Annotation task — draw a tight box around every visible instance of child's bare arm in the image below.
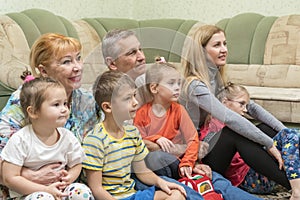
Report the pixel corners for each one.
[132,160,159,185]
[132,160,186,196]
[2,161,67,197]
[60,164,82,185]
[85,169,116,200]
[143,139,161,151]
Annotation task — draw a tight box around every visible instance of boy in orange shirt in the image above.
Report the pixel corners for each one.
[134,62,199,179]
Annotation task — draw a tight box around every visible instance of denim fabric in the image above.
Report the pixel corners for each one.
[133,172,262,200]
[212,171,262,200]
[121,186,155,200]
[133,175,204,200]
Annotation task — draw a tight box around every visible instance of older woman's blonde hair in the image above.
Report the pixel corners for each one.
[29,33,82,77]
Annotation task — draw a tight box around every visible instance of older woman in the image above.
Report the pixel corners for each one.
[0,33,98,186]
[179,25,292,193]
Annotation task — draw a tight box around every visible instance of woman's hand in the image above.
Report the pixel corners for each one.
[267,144,284,170]
[21,162,63,185]
[156,137,175,153]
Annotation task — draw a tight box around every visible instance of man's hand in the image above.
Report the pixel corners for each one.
[21,162,63,185]
[198,141,209,160]
[169,144,186,157]
[193,163,212,179]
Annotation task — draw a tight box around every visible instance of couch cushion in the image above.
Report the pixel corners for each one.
[222,64,300,88]
[0,15,30,90]
[223,64,300,123]
[246,85,300,123]
[245,86,300,101]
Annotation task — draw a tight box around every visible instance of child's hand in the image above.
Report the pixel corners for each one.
[179,166,192,179]
[267,144,284,170]
[46,182,68,200]
[156,137,175,153]
[157,178,187,198]
[60,170,71,185]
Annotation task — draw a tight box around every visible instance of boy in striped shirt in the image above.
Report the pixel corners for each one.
[82,70,186,200]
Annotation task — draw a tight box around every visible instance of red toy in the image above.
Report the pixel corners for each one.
[178,174,224,200]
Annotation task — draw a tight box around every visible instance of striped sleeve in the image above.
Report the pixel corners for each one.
[82,123,105,170]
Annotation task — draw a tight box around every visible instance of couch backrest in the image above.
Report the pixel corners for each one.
[216,13,278,65]
[74,17,202,88]
[264,15,300,65]
[0,9,202,110]
[220,13,300,88]
[0,9,81,109]
[1,9,299,111]
[79,17,198,63]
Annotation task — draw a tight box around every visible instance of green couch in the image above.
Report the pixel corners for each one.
[0,9,300,123]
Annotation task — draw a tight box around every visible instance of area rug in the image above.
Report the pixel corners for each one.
[254,186,291,200]
[255,191,291,200]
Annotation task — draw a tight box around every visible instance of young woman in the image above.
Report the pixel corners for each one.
[179,25,292,192]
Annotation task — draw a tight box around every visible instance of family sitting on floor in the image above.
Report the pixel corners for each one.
[0,25,299,200]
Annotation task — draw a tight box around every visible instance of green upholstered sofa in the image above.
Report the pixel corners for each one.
[218,13,300,124]
[0,9,300,124]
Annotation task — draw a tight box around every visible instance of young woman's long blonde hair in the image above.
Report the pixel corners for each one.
[181,25,226,94]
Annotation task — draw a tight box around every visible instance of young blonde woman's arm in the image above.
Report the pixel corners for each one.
[247,100,286,132]
[185,80,274,148]
[182,80,283,169]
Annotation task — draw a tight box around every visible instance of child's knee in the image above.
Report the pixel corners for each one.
[63,183,94,200]
[169,189,186,200]
[24,192,55,200]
